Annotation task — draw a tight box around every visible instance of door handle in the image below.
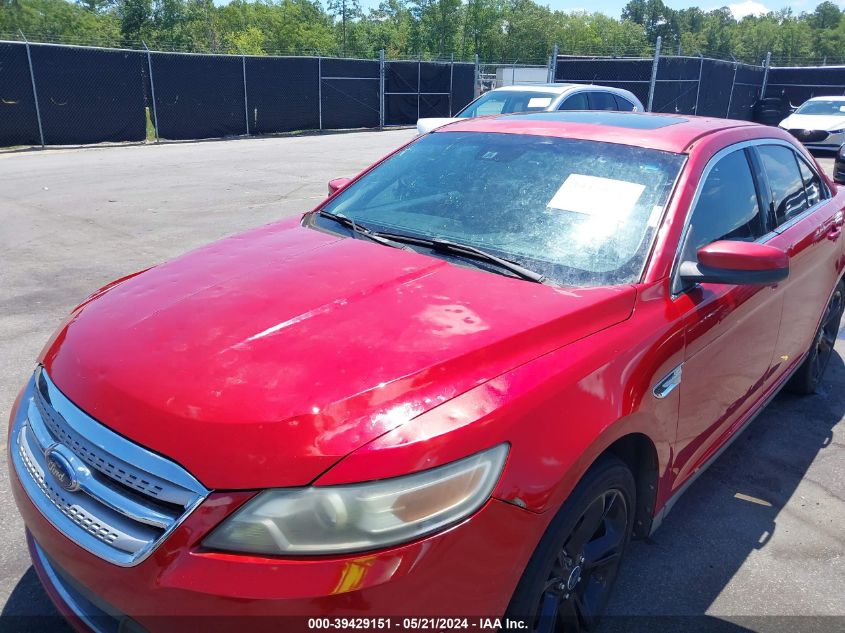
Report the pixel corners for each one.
[653,364,684,399]
[827,211,843,241]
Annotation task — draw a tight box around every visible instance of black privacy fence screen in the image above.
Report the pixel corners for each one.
[553,50,845,122]
[0,41,476,148]
[4,36,845,149]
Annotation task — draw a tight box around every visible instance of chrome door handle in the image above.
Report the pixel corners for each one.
[653,364,684,399]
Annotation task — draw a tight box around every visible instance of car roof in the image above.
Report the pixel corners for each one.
[804,95,845,102]
[435,110,757,153]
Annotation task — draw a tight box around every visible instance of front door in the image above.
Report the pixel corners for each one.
[670,146,784,491]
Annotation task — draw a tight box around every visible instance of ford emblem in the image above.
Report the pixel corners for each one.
[45,445,80,492]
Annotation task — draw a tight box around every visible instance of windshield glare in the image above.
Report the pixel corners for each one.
[795,100,845,116]
[457,91,556,118]
[318,132,685,287]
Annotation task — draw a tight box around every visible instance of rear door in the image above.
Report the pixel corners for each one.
[752,142,843,382]
[671,146,784,491]
[557,92,589,111]
[587,92,618,111]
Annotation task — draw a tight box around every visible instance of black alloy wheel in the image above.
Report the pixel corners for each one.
[811,283,844,382]
[534,490,628,633]
[788,280,845,395]
[506,456,636,633]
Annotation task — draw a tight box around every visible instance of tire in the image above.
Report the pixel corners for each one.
[505,455,636,633]
[787,280,844,395]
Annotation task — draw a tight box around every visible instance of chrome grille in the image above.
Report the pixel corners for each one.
[10,368,208,566]
[19,440,121,545]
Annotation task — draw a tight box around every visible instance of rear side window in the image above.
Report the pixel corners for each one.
[757,145,809,225]
[797,156,824,208]
[559,92,589,111]
[614,95,635,111]
[588,92,617,111]
[682,149,764,263]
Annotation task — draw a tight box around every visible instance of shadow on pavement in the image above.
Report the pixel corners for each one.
[0,567,71,633]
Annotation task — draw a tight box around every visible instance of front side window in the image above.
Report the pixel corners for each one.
[458,91,555,118]
[316,132,685,287]
[681,148,764,264]
[757,145,809,226]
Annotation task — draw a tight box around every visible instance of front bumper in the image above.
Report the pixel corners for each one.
[9,395,545,632]
[784,128,845,150]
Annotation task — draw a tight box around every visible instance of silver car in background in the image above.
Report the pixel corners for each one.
[779,96,845,150]
[416,83,644,134]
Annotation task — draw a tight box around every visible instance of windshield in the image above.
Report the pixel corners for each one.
[316,132,685,287]
[795,100,845,115]
[457,91,557,118]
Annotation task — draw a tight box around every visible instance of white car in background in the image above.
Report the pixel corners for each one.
[779,96,845,150]
[416,83,644,134]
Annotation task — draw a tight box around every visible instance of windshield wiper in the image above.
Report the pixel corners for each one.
[376,233,547,284]
[317,211,411,250]
[317,212,545,283]
[428,238,547,283]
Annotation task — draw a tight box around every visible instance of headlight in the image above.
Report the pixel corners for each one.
[203,444,509,555]
[839,145,845,158]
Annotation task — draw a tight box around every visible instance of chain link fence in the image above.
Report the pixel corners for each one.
[549,37,845,122]
[0,39,477,148]
[6,33,845,148]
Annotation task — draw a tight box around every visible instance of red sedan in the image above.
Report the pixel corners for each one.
[8,111,845,633]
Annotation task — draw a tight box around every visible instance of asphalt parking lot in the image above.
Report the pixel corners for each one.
[0,133,842,632]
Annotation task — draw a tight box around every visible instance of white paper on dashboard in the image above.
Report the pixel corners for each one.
[527,97,552,108]
[547,174,645,219]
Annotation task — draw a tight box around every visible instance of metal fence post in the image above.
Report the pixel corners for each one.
[547,43,559,83]
[379,49,385,129]
[143,42,160,143]
[449,53,454,115]
[417,53,421,121]
[694,53,704,115]
[318,55,323,132]
[511,59,517,86]
[647,36,662,112]
[726,58,738,118]
[20,31,45,148]
[241,52,250,136]
[474,53,480,98]
[760,51,771,99]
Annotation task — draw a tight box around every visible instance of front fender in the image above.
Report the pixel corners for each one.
[319,280,684,518]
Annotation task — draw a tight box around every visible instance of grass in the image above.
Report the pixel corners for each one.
[145,107,157,141]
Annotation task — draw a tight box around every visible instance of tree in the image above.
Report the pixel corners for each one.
[77,0,116,12]
[328,0,361,54]
[810,1,841,30]
[117,0,152,42]
[621,0,678,46]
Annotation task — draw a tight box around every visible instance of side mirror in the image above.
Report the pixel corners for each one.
[328,177,352,196]
[679,240,789,286]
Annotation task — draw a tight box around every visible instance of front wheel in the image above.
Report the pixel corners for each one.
[787,280,844,395]
[505,456,636,633]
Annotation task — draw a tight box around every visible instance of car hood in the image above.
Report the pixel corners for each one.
[780,113,845,131]
[41,219,636,489]
[416,117,460,135]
